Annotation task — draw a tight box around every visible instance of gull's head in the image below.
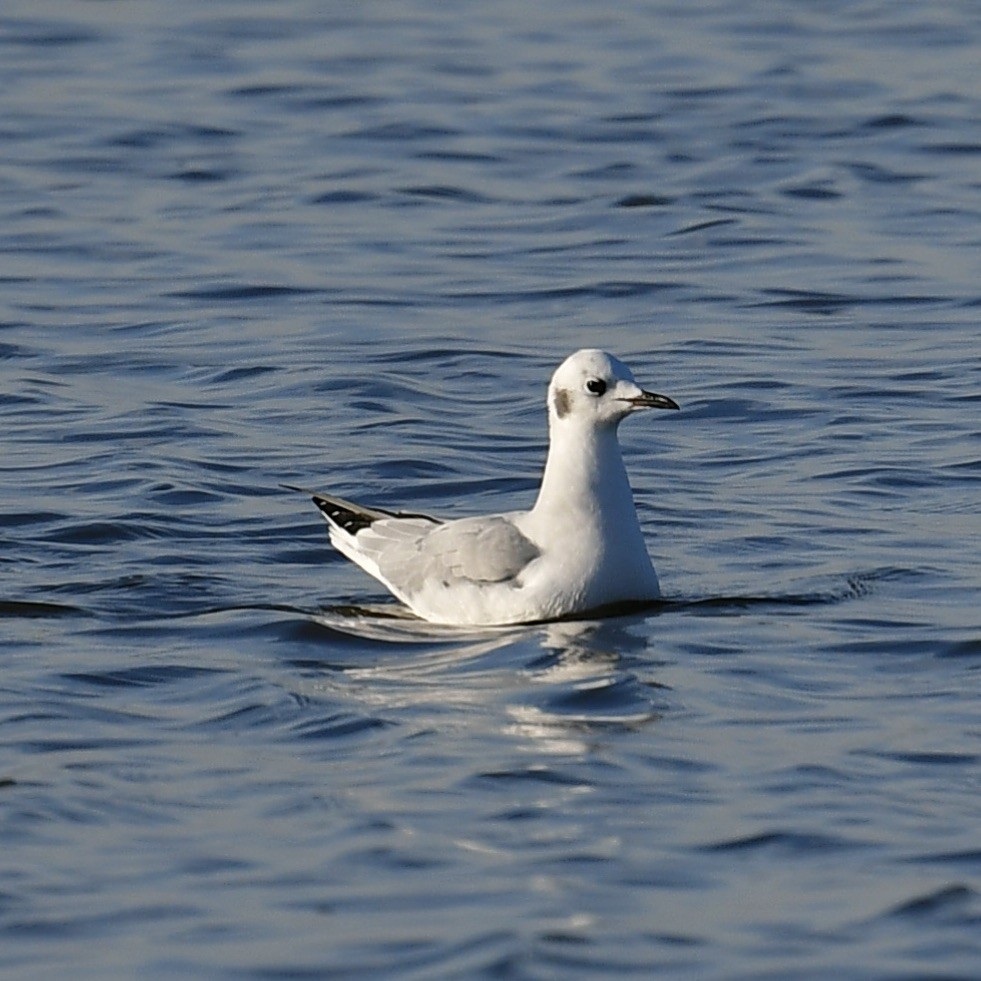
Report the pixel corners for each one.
[547,349,679,429]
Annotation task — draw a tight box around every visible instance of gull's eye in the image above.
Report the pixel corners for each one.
[585,378,607,396]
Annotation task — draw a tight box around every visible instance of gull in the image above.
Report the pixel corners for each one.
[298,349,679,626]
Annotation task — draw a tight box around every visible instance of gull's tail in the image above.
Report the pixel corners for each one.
[284,484,443,606]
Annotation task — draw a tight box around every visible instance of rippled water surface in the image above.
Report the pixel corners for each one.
[3,1,981,977]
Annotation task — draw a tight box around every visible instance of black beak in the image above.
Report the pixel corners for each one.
[623,390,680,411]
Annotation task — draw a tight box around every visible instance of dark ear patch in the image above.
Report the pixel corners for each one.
[552,388,571,419]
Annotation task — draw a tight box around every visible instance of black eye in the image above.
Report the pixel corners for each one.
[585,378,607,396]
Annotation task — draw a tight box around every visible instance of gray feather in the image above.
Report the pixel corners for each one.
[364,515,540,596]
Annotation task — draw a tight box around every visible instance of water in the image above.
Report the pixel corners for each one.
[2,0,980,977]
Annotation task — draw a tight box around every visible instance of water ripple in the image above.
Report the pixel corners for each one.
[3,0,981,976]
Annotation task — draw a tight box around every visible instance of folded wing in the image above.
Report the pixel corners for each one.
[311,492,540,603]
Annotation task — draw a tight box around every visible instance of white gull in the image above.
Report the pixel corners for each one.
[300,349,679,626]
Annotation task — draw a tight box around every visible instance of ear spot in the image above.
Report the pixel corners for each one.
[552,388,571,419]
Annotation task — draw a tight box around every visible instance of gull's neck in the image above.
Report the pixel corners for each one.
[531,418,638,532]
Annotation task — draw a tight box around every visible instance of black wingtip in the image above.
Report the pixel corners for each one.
[286,485,442,534]
[311,495,379,535]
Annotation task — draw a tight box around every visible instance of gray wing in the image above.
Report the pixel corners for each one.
[365,514,540,596]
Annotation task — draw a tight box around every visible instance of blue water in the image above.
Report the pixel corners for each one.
[3,1,981,977]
